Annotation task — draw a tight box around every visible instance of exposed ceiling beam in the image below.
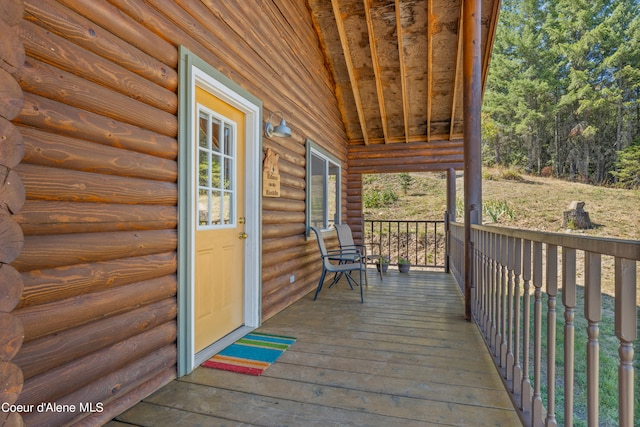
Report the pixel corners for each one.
[482,0,502,94]
[348,134,462,145]
[331,0,370,145]
[363,0,389,144]
[394,0,410,144]
[450,4,464,140]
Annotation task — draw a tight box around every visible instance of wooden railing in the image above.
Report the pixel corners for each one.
[363,219,446,269]
[449,222,638,427]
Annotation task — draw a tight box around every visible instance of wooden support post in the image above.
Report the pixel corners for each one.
[445,168,456,273]
[463,0,482,320]
[446,168,456,222]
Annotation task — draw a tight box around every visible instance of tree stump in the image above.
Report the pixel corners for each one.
[563,201,592,230]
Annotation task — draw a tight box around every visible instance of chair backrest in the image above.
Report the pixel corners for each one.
[309,226,328,257]
[335,224,356,249]
[310,226,345,271]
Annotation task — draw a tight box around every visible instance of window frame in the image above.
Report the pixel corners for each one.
[305,138,342,233]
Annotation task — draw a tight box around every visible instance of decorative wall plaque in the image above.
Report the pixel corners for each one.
[262,147,281,197]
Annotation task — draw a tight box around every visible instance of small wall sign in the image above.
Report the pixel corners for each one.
[263,147,280,197]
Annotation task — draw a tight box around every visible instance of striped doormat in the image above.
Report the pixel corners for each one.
[202,332,296,376]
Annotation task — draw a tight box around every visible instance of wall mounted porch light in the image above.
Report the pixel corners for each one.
[264,111,292,138]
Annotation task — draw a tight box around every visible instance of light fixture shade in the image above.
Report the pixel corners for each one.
[272,118,291,138]
[264,112,292,138]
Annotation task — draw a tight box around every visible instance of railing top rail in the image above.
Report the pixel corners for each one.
[365,219,445,224]
[450,221,640,260]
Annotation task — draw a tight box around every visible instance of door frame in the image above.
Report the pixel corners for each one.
[178,47,262,376]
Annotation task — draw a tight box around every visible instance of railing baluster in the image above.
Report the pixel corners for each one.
[532,241,544,426]
[512,237,522,395]
[414,221,418,265]
[506,236,515,383]
[545,244,558,426]
[521,239,532,414]
[482,232,487,337]
[396,221,400,262]
[585,251,601,427]
[615,257,636,427]
[433,221,437,266]
[479,231,488,322]
[562,247,577,427]
[363,219,444,269]
[470,230,481,317]
[491,232,499,353]
[499,235,508,367]
[448,222,639,427]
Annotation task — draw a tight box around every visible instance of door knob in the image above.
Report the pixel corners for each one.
[239,232,248,240]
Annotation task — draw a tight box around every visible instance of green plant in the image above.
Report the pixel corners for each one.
[612,141,640,189]
[376,255,389,264]
[500,167,524,181]
[483,199,516,223]
[363,188,398,208]
[399,173,413,195]
[397,256,410,265]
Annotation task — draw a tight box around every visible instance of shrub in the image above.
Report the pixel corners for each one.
[483,200,516,223]
[500,167,524,181]
[363,188,399,208]
[540,166,553,177]
[399,173,413,194]
[482,170,498,180]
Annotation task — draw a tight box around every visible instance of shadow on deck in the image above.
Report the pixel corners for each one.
[108,269,521,426]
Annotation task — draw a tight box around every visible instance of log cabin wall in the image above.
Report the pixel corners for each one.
[346,172,363,243]
[1,2,27,427]
[345,141,464,245]
[5,0,348,425]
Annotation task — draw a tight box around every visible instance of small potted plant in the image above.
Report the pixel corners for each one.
[376,256,389,273]
[397,256,411,273]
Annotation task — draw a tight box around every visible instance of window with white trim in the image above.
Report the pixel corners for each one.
[306,139,341,231]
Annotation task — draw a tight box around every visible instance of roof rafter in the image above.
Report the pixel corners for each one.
[363,0,389,144]
[331,0,370,145]
[394,0,410,143]
[450,3,464,141]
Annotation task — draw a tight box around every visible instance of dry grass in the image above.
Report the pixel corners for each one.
[364,169,640,240]
[363,169,640,303]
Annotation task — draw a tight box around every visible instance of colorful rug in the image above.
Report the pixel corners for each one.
[202,332,296,376]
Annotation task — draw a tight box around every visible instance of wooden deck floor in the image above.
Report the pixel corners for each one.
[108,269,521,426]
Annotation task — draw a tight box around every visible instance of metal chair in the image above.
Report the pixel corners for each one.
[335,223,383,282]
[309,226,364,303]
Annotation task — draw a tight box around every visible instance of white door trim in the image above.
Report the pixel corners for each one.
[178,48,262,375]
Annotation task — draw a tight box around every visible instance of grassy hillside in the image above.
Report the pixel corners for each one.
[363,168,640,241]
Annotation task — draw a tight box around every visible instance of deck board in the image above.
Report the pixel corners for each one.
[110,269,521,426]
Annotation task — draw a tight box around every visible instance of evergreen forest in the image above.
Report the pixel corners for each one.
[482,0,640,188]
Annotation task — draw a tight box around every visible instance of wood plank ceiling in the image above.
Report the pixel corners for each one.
[308,0,501,148]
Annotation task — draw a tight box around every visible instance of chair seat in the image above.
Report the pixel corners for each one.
[309,226,364,303]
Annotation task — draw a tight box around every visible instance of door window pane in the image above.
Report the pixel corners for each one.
[197,108,236,228]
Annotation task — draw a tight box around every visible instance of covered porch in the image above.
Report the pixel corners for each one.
[108,268,520,426]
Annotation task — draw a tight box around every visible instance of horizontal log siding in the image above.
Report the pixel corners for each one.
[0,3,26,427]
[9,0,348,424]
[346,173,363,244]
[347,140,464,174]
